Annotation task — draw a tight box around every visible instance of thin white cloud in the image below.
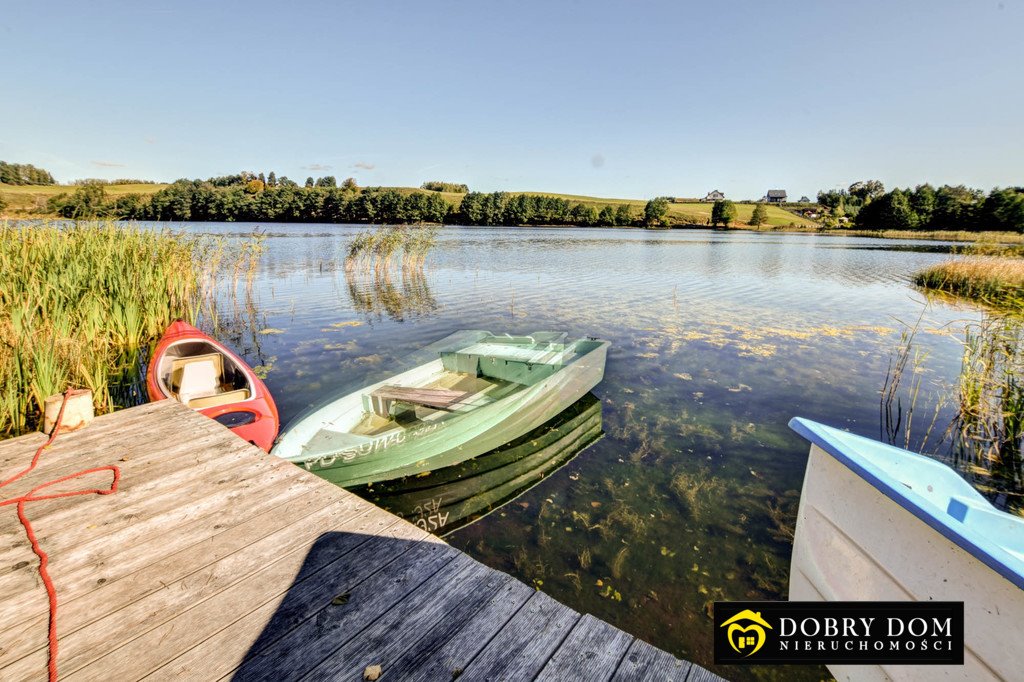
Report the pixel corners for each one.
[353,161,375,170]
[302,163,333,171]
[92,160,126,168]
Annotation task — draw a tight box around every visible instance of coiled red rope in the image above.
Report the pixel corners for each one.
[0,390,120,681]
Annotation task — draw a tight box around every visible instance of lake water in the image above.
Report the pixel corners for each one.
[160,223,991,680]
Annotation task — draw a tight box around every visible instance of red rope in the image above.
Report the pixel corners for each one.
[0,390,120,681]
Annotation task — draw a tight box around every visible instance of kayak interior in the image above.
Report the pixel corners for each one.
[155,339,254,409]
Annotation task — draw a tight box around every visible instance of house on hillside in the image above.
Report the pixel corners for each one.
[702,190,725,202]
[764,189,787,203]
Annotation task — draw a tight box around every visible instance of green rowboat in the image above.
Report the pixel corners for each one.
[271,331,609,487]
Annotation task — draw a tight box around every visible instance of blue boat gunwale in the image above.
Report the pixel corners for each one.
[788,417,1024,591]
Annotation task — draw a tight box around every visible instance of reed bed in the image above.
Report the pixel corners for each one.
[846,229,1024,244]
[949,316,1024,469]
[915,257,1024,311]
[345,225,438,274]
[0,220,230,436]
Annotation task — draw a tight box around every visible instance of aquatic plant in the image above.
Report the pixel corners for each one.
[915,257,1024,311]
[879,311,942,450]
[948,316,1024,471]
[0,220,254,436]
[880,308,1024,513]
[669,466,726,520]
[344,224,438,274]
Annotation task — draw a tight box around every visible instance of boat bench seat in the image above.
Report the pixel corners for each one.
[367,385,470,418]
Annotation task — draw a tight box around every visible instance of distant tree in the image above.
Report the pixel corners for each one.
[305,177,315,188]
[315,176,337,188]
[597,206,615,226]
[258,172,266,185]
[849,180,885,203]
[277,175,298,188]
[932,185,983,229]
[245,179,265,194]
[421,181,469,193]
[0,161,56,185]
[614,203,634,226]
[341,177,358,190]
[910,184,936,226]
[267,171,277,187]
[0,193,7,213]
[711,200,737,227]
[570,203,598,226]
[749,202,768,227]
[49,183,109,218]
[980,187,1024,232]
[643,197,669,225]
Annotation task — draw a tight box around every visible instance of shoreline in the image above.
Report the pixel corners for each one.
[3,214,1023,243]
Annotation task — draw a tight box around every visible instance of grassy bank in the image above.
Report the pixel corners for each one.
[0,220,220,435]
[914,258,1024,310]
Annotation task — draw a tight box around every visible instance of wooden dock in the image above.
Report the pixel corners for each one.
[0,400,723,681]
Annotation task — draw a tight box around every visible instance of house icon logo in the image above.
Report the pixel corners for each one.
[720,609,773,656]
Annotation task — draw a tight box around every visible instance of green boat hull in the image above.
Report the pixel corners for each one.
[272,331,609,487]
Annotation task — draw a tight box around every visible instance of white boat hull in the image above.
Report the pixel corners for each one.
[791,442,1024,681]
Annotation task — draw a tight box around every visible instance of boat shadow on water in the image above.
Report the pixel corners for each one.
[350,393,604,536]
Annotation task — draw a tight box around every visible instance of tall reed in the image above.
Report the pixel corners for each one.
[915,258,1024,311]
[0,220,230,435]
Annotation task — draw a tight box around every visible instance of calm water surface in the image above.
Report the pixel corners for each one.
[160,223,988,680]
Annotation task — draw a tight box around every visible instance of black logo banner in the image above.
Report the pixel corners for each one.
[714,601,964,665]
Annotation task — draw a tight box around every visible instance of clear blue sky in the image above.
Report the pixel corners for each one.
[1,0,1021,199]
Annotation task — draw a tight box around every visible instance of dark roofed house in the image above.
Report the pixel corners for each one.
[766,189,787,203]
[703,189,725,202]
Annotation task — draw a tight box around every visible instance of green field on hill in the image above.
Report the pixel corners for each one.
[0,183,168,213]
[517,191,815,227]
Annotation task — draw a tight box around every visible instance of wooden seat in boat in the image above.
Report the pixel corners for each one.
[368,385,470,418]
[187,388,251,409]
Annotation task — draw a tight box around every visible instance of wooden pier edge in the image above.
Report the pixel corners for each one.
[0,401,724,681]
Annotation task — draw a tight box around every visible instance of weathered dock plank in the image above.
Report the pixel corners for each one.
[0,401,724,682]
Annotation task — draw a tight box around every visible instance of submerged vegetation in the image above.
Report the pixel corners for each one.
[915,258,1024,311]
[0,220,256,436]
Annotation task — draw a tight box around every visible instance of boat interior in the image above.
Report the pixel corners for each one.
[346,334,603,437]
[157,340,253,409]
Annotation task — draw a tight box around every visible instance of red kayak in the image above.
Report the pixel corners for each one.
[146,320,280,452]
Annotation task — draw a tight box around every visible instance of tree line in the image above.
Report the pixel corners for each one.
[0,161,55,185]
[818,181,1024,232]
[48,177,682,227]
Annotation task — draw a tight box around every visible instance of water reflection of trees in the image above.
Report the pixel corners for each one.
[884,311,1024,514]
